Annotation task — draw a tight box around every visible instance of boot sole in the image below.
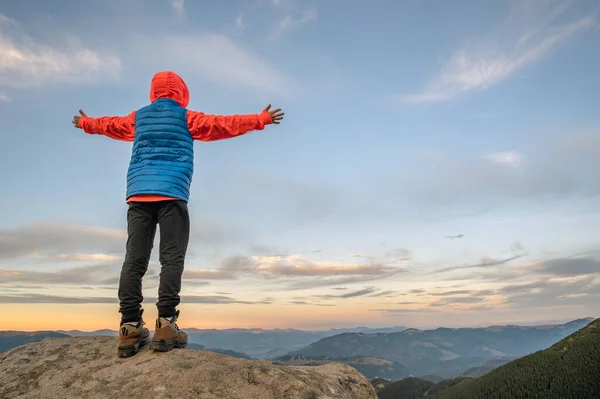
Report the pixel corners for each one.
[150,338,187,352]
[118,336,150,358]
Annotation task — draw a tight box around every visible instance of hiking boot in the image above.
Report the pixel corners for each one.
[117,310,151,358]
[151,310,188,352]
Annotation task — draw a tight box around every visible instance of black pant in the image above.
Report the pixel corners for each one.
[118,200,190,323]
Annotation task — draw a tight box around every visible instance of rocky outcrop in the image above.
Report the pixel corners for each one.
[0,336,377,399]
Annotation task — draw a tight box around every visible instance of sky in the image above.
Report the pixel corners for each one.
[1,0,600,332]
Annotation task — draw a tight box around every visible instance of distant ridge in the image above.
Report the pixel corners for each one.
[289,318,594,378]
[434,318,600,398]
[376,318,600,398]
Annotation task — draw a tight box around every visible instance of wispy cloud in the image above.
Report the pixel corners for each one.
[313,287,379,300]
[284,273,402,291]
[369,290,399,298]
[236,14,245,31]
[436,254,523,273]
[0,14,120,90]
[56,253,121,262]
[0,264,126,286]
[0,91,9,102]
[0,222,126,260]
[268,9,317,39]
[484,151,524,168]
[524,257,600,277]
[372,308,440,314]
[499,275,600,309]
[184,268,237,280]
[171,0,185,15]
[400,1,595,104]
[0,293,118,304]
[0,293,267,304]
[138,33,293,95]
[0,219,239,261]
[219,254,404,279]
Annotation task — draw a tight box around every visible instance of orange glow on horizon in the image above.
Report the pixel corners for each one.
[0,302,389,331]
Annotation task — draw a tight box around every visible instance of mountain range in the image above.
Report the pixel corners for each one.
[287,318,594,379]
[376,318,600,398]
[57,325,408,359]
[1,318,594,383]
[1,326,407,359]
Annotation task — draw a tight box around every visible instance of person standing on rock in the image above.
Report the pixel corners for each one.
[72,71,284,358]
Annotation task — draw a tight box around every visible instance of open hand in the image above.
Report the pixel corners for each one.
[264,104,284,125]
[72,109,86,129]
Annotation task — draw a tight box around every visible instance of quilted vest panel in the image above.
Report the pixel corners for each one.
[126,98,194,202]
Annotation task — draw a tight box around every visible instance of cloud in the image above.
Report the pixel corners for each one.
[313,287,379,300]
[56,253,122,262]
[400,1,595,103]
[219,254,403,279]
[0,264,124,286]
[0,222,126,260]
[400,289,426,295]
[0,293,267,304]
[289,300,310,305]
[441,268,524,283]
[527,257,600,276]
[136,33,292,95]
[429,289,486,296]
[381,144,597,217]
[284,273,402,291]
[0,14,120,90]
[385,248,413,259]
[350,253,368,258]
[372,308,440,314]
[484,151,524,168]
[369,290,399,298]
[511,240,525,253]
[0,219,241,261]
[0,294,118,304]
[430,296,486,306]
[183,268,237,280]
[420,288,497,308]
[149,253,405,291]
[467,306,495,312]
[171,0,185,14]
[268,9,317,39]
[564,132,600,156]
[436,255,523,273]
[498,275,600,309]
[236,14,245,31]
[339,287,378,298]
[0,91,9,102]
[0,262,240,289]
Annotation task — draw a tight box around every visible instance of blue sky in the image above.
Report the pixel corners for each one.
[1,0,600,331]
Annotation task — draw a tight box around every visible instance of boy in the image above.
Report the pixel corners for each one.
[72,71,284,358]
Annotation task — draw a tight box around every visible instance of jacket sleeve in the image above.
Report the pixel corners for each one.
[78,111,136,142]
[186,109,273,142]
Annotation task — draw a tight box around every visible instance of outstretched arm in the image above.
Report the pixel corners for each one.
[187,104,284,142]
[73,110,136,142]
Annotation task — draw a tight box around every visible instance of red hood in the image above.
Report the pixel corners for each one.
[149,71,190,108]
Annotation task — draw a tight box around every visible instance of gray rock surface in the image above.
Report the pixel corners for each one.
[0,336,377,399]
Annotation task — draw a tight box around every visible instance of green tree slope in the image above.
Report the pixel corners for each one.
[434,318,600,399]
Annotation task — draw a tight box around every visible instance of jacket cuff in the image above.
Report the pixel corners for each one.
[258,109,273,125]
[78,116,89,130]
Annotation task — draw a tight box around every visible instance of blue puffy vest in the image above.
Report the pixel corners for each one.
[126,98,194,202]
